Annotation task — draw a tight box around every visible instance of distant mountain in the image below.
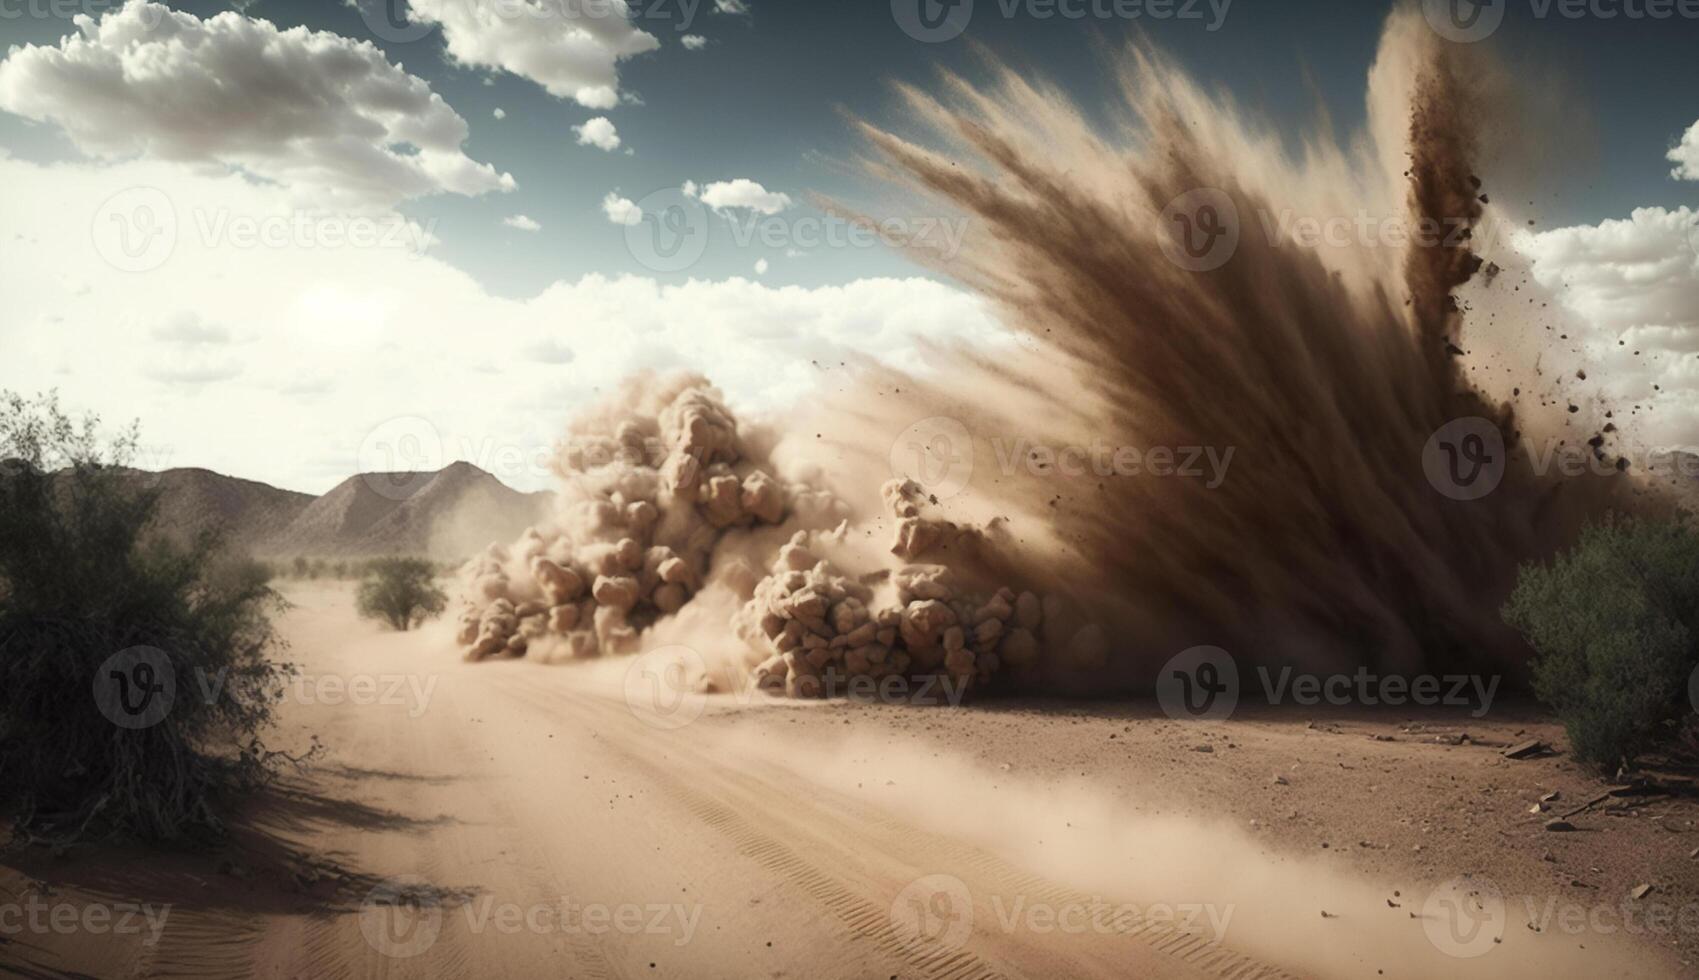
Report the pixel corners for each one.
[139,467,315,553]
[275,461,550,558]
[48,462,549,560]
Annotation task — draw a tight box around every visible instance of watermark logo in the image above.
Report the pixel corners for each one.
[625,187,709,273]
[1155,645,1239,721]
[1423,417,1505,501]
[352,0,436,42]
[359,876,445,959]
[92,186,177,273]
[92,650,434,724]
[358,416,446,501]
[1424,0,1699,40]
[92,646,175,729]
[1422,875,1506,958]
[623,645,709,730]
[1157,188,1239,272]
[1422,0,1506,41]
[890,416,974,500]
[891,874,975,950]
[892,0,975,41]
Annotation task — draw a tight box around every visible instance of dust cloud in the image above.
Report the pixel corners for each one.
[712,728,1668,978]
[456,7,1638,695]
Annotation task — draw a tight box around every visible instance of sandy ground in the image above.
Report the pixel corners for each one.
[3,581,1695,979]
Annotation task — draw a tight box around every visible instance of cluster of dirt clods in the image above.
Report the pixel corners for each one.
[454,379,846,665]
[738,525,1045,698]
[453,378,1089,699]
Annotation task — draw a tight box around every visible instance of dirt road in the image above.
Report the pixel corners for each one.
[3,583,1690,979]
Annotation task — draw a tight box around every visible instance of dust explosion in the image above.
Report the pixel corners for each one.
[453,8,1632,697]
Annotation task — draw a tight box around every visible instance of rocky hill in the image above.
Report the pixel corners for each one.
[274,461,550,559]
[71,462,548,560]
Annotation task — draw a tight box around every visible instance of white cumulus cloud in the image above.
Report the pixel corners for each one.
[688,178,792,215]
[504,214,542,231]
[681,34,708,50]
[574,117,622,152]
[602,193,642,226]
[1519,205,1699,444]
[0,1,514,208]
[407,0,658,109]
[1669,119,1699,181]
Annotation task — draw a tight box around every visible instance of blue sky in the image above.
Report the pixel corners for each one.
[0,0,1694,492]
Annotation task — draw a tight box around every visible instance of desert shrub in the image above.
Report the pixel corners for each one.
[357,558,447,631]
[0,392,291,845]
[217,555,277,590]
[1502,514,1699,770]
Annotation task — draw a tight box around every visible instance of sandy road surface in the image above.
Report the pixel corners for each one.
[2,583,1689,979]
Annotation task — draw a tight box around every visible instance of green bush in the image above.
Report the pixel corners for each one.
[0,392,291,844]
[1502,514,1699,770]
[356,557,447,632]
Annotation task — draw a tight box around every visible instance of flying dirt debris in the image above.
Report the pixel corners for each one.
[458,11,1642,701]
[454,12,1648,698]
[454,377,845,665]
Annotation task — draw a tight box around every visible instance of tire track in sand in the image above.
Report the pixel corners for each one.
[508,680,1296,980]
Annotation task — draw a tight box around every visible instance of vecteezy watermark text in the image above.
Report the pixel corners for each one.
[1422,0,1699,44]
[1422,415,1698,501]
[724,211,971,260]
[359,877,702,959]
[93,646,439,729]
[889,873,1234,952]
[0,896,171,946]
[1257,666,1499,717]
[990,438,1235,489]
[892,0,1233,43]
[1423,874,1699,959]
[92,186,437,273]
[1155,646,1500,721]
